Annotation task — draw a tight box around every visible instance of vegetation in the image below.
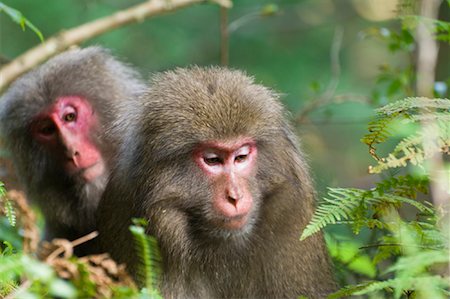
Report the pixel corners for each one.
[1,0,449,298]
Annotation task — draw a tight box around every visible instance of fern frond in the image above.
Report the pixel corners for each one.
[375,174,429,198]
[363,97,450,165]
[327,281,379,299]
[377,97,450,115]
[361,112,399,160]
[386,250,449,275]
[300,188,434,240]
[370,119,450,173]
[420,228,448,247]
[351,276,449,299]
[129,222,162,298]
[408,111,450,122]
[4,200,15,227]
[0,183,15,227]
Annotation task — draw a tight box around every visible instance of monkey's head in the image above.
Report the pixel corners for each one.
[129,67,296,241]
[0,47,144,190]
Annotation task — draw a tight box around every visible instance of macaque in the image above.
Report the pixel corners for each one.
[0,47,145,254]
[98,67,336,298]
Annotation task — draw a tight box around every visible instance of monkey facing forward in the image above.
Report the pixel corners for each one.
[98,67,336,298]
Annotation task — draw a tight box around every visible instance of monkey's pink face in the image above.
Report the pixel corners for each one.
[194,139,257,230]
[31,96,105,182]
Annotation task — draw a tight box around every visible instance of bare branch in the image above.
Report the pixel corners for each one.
[0,0,233,93]
[45,231,99,263]
[295,26,344,124]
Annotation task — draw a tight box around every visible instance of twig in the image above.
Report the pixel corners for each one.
[0,0,233,93]
[295,26,344,124]
[228,11,259,33]
[45,231,99,262]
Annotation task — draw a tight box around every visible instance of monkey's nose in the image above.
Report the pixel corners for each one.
[226,186,242,207]
[66,151,80,166]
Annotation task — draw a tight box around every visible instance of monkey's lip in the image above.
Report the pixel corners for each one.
[79,161,105,182]
[221,214,249,230]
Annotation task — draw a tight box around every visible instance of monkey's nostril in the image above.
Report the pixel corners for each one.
[227,195,238,206]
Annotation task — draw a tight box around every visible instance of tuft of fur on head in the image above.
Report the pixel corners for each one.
[132,67,285,163]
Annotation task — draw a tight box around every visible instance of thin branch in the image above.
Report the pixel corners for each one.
[0,0,232,93]
[295,26,344,124]
[45,231,99,262]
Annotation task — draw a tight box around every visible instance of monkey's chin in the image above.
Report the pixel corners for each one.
[80,161,105,182]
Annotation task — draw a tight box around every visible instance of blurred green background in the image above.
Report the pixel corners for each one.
[0,0,447,196]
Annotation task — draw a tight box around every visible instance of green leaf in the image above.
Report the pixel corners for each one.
[130,218,162,298]
[300,187,435,240]
[0,2,44,41]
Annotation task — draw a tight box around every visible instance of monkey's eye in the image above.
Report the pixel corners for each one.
[203,154,223,165]
[63,112,76,122]
[234,145,251,163]
[235,155,248,163]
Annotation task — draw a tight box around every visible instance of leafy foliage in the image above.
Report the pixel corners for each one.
[130,218,163,299]
[305,96,449,297]
[401,15,450,42]
[0,1,449,298]
[0,182,15,226]
[0,194,158,298]
[362,97,450,173]
[301,185,434,239]
[303,5,450,296]
[0,2,43,41]
[334,218,450,299]
[0,252,76,298]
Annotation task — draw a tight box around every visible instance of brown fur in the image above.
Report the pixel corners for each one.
[0,47,145,254]
[98,67,336,298]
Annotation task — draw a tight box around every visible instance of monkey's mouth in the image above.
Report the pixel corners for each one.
[78,161,105,182]
[220,214,249,230]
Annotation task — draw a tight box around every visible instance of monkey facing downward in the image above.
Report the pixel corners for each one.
[98,67,336,298]
[0,47,145,254]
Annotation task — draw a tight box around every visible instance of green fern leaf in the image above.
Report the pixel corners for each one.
[363,97,450,168]
[300,188,434,240]
[370,119,449,173]
[129,220,162,298]
[327,281,379,299]
[0,183,15,227]
[353,276,449,298]
[377,97,450,115]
